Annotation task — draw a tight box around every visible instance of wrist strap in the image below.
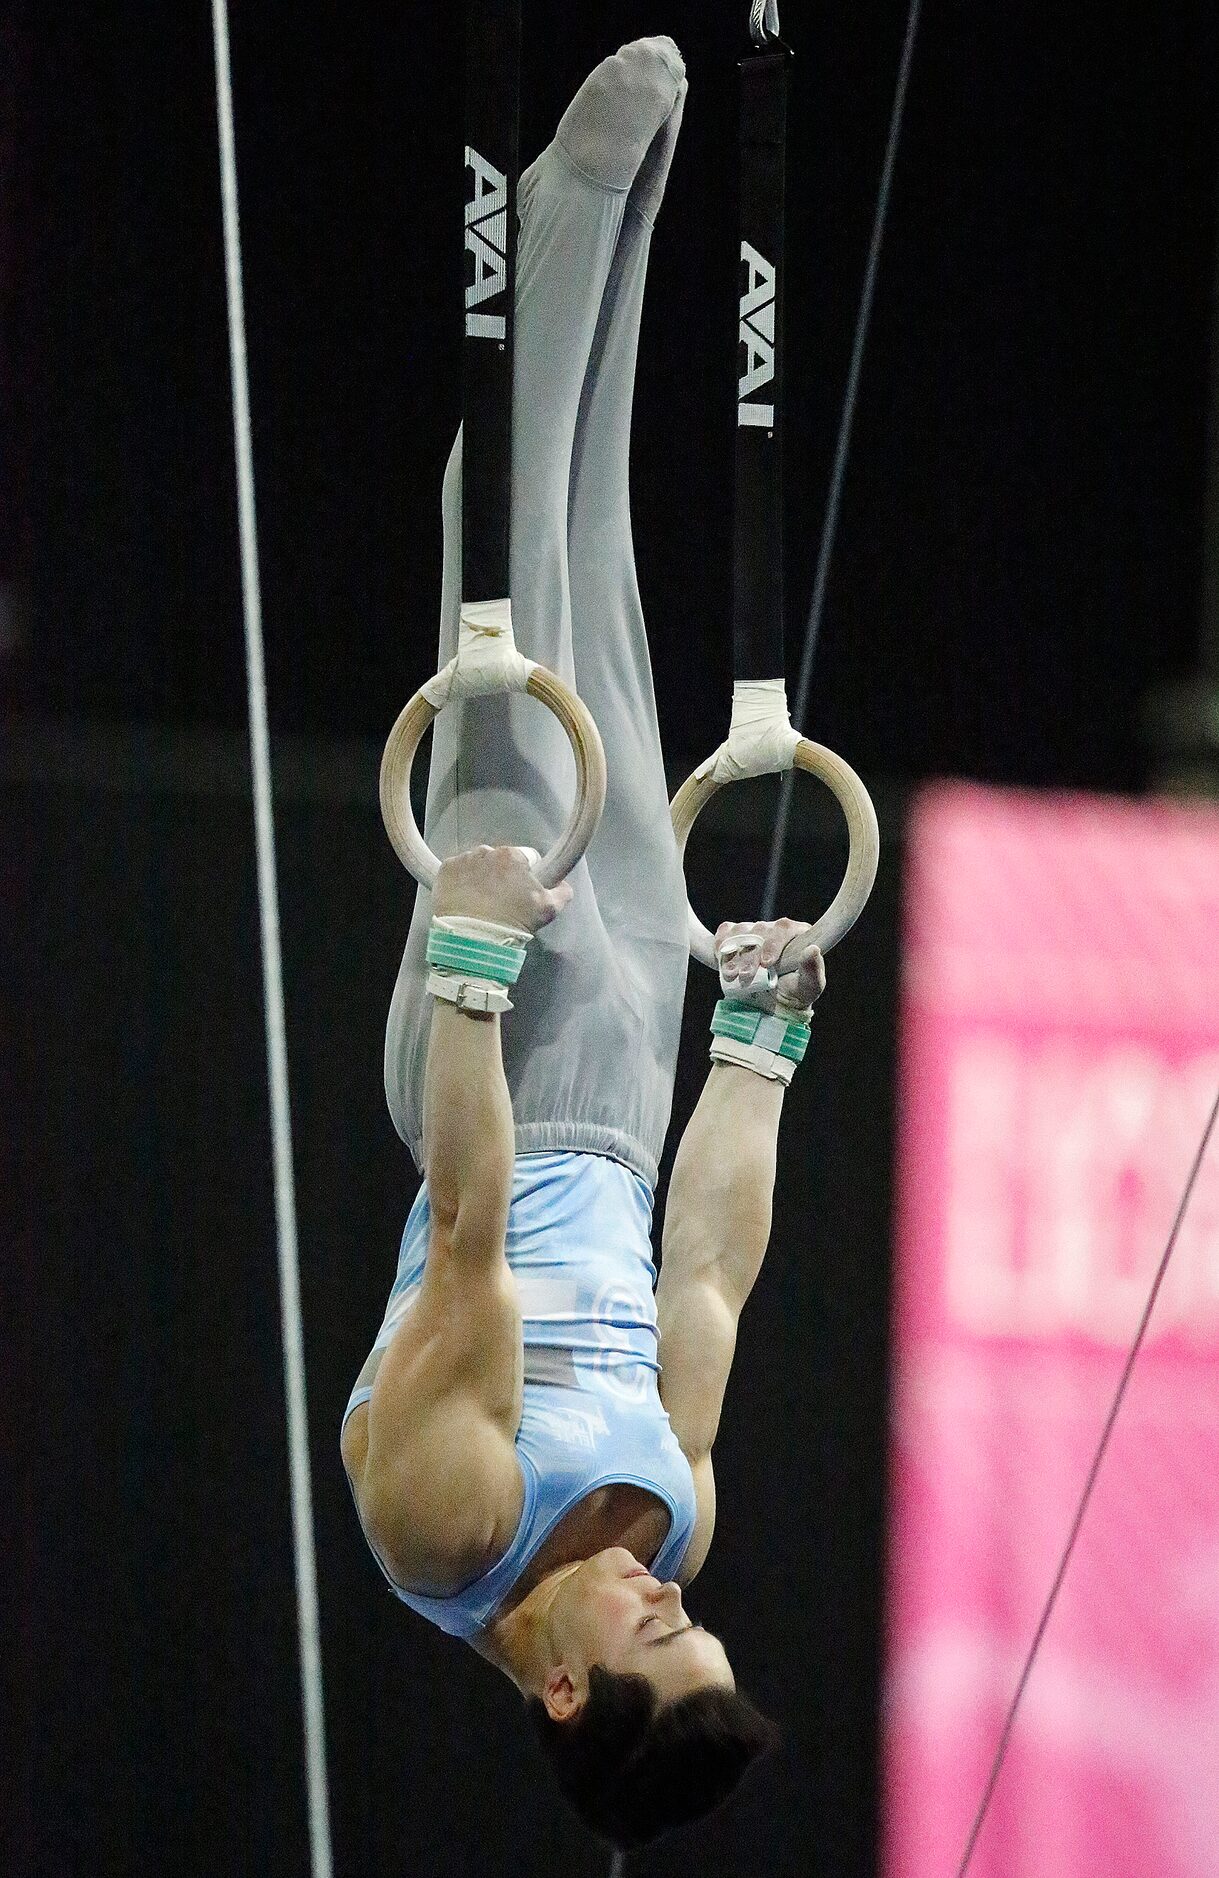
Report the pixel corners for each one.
[709,996,811,1083]
[426,913,530,987]
[427,969,514,1015]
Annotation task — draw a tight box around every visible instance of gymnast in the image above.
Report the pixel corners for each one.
[341,36,825,1848]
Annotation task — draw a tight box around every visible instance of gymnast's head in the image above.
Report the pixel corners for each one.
[506,1547,778,1846]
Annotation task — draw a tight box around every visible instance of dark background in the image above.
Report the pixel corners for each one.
[8,0,1218,778]
[4,2,1218,1874]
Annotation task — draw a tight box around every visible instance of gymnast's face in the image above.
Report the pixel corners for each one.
[541,1548,734,1721]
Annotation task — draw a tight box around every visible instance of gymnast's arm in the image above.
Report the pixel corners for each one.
[345,847,571,1586]
[655,918,824,1580]
[655,1060,785,1582]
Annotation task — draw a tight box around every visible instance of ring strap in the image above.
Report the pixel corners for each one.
[735,37,792,682]
[463,0,521,607]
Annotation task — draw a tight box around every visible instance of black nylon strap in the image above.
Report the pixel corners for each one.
[462,1,521,606]
[733,44,791,681]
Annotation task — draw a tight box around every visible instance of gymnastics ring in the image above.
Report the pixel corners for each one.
[671,739,880,973]
[380,664,608,892]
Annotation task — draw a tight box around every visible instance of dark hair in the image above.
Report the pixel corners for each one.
[527,1666,779,1849]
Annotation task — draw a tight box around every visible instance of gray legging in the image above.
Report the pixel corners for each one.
[385,38,691,1192]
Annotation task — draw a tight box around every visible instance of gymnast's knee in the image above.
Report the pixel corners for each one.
[556,37,686,194]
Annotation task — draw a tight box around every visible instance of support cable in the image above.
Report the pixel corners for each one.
[750,0,781,46]
[762,0,924,918]
[210,6,334,1874]
[954,1081,1219,1875]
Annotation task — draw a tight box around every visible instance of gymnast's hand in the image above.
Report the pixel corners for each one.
[433,844,574,935]
[714,917,826,1012]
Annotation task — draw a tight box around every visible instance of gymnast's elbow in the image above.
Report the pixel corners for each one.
[430,1181,513,1283]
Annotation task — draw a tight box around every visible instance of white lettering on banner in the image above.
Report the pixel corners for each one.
[738,240,776,428]
[465,145,507,339]
[944,1037,1219,1343]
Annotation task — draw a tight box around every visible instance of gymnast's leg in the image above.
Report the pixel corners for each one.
[565,52,691,1165]
[384,39,688,1187]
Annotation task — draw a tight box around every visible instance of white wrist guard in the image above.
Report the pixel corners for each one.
[425,913,532,1015]
[710,1033,798,1084]
[426,970,515,1015]
[717,939,782,1013]
[716,935,815,1026]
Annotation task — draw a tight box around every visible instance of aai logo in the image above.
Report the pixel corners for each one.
[465,146,507,340]
[738,240,776,429]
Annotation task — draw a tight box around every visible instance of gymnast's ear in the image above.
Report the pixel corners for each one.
[542,1667,587,1725]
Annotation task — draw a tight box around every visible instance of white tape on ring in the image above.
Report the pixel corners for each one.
[420,598,536,711]
[696,678,803,784]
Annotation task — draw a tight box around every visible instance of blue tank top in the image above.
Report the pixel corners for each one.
[344,1151,698,1641]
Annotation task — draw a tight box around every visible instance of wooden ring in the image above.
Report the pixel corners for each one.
[670,740,880,972]
[379,666,608,891]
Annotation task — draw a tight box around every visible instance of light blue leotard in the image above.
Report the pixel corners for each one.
[343,1151,698,1642]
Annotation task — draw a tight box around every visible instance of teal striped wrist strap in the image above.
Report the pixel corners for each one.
[426,926,527,987]
[711,998,812,1066]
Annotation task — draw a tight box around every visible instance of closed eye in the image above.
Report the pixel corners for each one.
[650,1623,702,1649]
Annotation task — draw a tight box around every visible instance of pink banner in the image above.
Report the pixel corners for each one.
[884,783,1219,1878]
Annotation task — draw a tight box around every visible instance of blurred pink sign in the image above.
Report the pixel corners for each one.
[884,784,1219,1878]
